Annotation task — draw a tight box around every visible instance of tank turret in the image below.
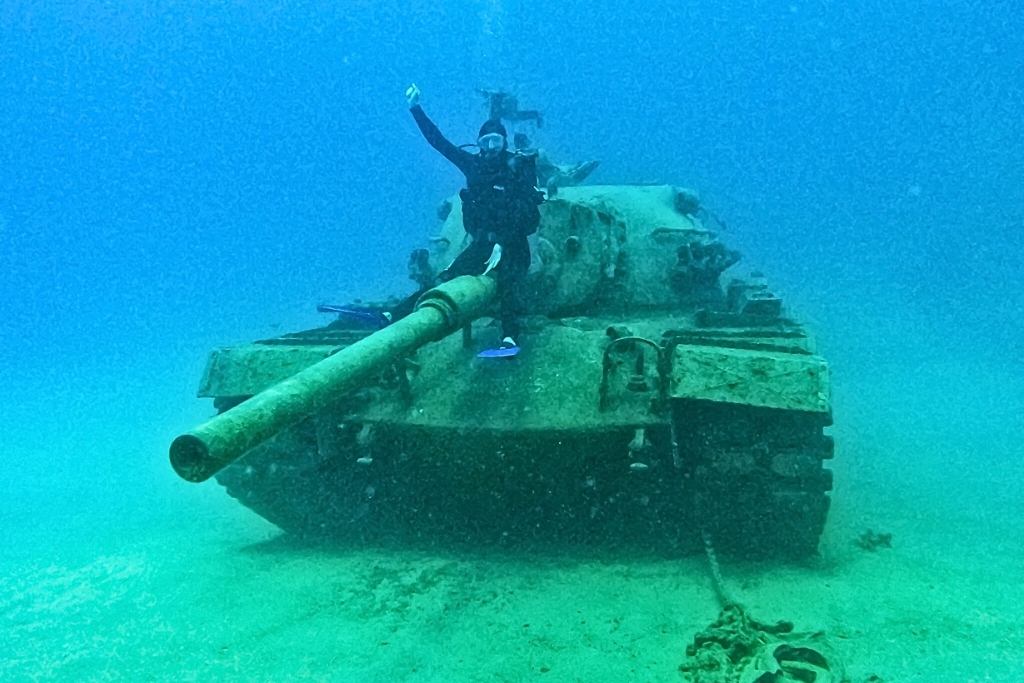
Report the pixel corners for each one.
[427,184,737,316]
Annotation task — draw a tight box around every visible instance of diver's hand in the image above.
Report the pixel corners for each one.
[482,243,502,275]
[405,83,421,109]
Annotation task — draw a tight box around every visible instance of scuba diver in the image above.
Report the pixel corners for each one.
[395,83,544,353]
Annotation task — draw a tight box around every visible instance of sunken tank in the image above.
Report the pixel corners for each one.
[172,185,834,557]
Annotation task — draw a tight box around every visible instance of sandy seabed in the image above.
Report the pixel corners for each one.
[3,454,1022,683]
[3,356,1022,682]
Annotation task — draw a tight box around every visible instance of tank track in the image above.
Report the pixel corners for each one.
[673,400,834,558]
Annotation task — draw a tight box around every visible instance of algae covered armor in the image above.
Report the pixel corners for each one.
[172,184,834,557]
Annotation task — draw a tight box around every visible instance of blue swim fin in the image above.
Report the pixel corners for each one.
[477,345,520,359]
[477,337,520,358]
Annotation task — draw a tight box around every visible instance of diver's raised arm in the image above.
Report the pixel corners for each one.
[405,84,473,173]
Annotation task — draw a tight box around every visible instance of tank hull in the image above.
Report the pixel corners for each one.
[206,313,833,557]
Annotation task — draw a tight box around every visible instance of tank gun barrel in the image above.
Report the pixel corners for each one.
[170,276,497,483]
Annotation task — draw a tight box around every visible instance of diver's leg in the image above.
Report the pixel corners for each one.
[498,284,522,342]
[388,289,426,322]
[497,237,531,343]
[392,240,486,322]
[439,240,490,280]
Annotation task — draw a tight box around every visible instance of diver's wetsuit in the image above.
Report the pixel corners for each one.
[396,104,538,340]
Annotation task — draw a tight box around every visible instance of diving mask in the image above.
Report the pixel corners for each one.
[477,132,505,153]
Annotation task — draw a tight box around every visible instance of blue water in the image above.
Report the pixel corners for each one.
[2,2,1022,680]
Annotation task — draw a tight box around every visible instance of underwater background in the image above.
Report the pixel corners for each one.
[1,1,1022,680]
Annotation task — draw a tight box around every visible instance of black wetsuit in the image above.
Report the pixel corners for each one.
[399,104,538,340]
